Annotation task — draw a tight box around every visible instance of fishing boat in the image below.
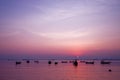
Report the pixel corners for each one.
[48,60,52,64]
[73,60,78,66]
[100,60,111,64]
[16,61,21,65]
[85,61,94,64]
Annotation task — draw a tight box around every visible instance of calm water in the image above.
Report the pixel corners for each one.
[0,60,120,80]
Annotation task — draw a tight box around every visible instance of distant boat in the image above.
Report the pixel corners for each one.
[54,62,58,65]
[16,61,21,65]
[73,60,78,66]
[26,60,30,63]
[100,60,111,64]
[108,69,112,72]
[48,60,52,64]
[85,61,94,64]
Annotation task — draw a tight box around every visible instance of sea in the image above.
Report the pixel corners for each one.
[0,59,120,80]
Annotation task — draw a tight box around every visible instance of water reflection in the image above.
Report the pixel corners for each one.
[0,60,120,80]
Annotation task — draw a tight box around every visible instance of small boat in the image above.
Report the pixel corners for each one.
[54,62,58,65]
[100,60,111,64]
[108,69,112,72]
[73,60,78,66]
[16,61,21,65]
[48,60,52,64]
[85,61,94,64]
[26,60,30,63]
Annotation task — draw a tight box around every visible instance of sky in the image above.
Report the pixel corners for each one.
[0,0,120,59]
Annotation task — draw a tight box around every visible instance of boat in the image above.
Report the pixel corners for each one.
[73,60,78,66]
[100,60,111,64]
[54,62,58,65]
[48,60,52,64]
[16,61,21,65]
[85,61,94,64]
[26,60,30,63]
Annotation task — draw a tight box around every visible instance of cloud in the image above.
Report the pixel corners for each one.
[26,28,90,40]
[31,0,118,25]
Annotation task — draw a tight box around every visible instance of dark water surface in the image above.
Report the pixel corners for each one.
[0,60,120,80]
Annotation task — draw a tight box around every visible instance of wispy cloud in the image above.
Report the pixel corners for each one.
[28,30,90,39]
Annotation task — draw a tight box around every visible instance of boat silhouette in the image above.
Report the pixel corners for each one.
[100,60,111,64]
[85,61,94,64]
[73,60,78,66]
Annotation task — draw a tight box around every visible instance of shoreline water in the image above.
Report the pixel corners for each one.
[0,59,120,80]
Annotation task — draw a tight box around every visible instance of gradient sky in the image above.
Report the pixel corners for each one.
[0,0,120,59]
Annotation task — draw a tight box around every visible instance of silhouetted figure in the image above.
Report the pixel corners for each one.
[108,69,112,72]
[48,60,52,64]
[73,60,78,66]
[26,60,30,63]
[16,61,21,65]
[54,62,58,65]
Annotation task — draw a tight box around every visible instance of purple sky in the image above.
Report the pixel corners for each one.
[0,0,120,59]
